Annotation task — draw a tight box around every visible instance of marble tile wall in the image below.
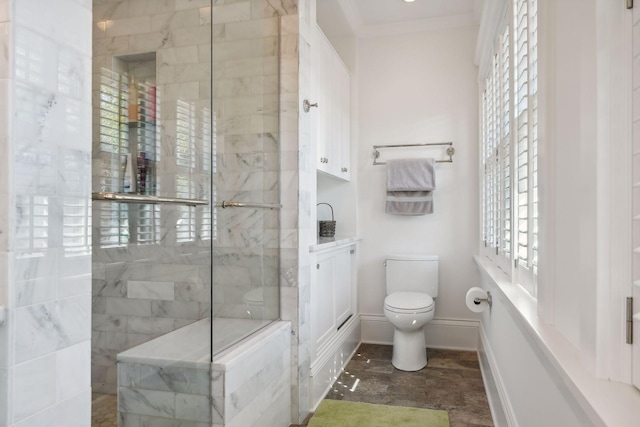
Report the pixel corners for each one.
[211,321,291,427]
[0,0,93,426]
[0,5,10,425]
[91,0,213,395]
[277,0,314,423]
[117,362,211,426]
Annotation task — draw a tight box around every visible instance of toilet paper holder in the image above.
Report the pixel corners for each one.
[474,291,492,308]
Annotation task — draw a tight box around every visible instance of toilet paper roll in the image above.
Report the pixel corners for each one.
[466,287,489,313]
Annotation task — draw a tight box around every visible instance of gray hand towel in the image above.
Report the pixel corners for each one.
[386,158,436,215]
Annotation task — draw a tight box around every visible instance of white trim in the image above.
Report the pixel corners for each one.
[360,314,479,351]
[337,0,479,39]
[475,255,640,427]
[310,314,360,377]
[597,0,633,385]
[475,0,509,80]
[309,314,361,411]
[478,323,517,427]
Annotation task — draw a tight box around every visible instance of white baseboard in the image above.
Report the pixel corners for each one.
[309,315,361,410]
[478,324,516,427]
[360,314,480,351]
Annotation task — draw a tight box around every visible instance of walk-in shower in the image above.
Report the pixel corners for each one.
[91,1,282,425]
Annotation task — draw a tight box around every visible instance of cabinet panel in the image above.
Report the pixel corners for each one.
[310,243,357,361]
[312,252,336,352]
[334,247,352,327]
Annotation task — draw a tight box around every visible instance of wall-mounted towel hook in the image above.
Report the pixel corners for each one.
[303,100,318,113]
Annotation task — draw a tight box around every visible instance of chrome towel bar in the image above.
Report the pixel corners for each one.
[216,201,282,209]
[373,142,455,165]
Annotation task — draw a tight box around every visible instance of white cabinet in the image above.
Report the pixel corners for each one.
[310,243,356,357]
[313,25,351,181]
[334,247,352,327]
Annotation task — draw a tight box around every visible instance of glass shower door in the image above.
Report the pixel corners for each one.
[91,2,213,426]
[211,1,282,356]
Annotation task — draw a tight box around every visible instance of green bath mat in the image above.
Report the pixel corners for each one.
[308,400,450,427]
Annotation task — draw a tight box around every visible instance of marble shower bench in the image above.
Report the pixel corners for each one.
[116,319,292,427]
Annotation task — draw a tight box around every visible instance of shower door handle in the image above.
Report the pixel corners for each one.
[217,201,282,209]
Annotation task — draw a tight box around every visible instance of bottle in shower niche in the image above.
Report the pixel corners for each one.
[137,152,149,194]
[128,75,139,122]
[123,153,136,193]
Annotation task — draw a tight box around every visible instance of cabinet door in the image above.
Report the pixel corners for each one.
[314,25,351,181]
[316,27,333,175]
[334,246,353,327]
[311,252,336,352]
[338,63,351,181]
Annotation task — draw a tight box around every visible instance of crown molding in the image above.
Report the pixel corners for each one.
[474,0,508,79]
[338,0,480,39]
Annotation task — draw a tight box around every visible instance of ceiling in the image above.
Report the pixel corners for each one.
[317,0,482,39]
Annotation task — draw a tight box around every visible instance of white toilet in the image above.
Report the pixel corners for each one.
[383,254,438,371]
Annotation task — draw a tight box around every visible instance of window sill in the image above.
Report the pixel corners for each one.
[474,255,640,427]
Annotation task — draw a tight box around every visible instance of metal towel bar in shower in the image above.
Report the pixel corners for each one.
[216,201,282,209]
[92,192,208,206]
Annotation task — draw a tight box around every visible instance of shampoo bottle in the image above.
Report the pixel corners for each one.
[128,76,139,122]
[123,153,136,193]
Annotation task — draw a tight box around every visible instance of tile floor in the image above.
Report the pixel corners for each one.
[92,344,493,427]
[299,343,494,427]
[92,393,117,427]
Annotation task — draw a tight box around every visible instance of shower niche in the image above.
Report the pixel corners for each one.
[121,52,158,196]
[97,52,159,197]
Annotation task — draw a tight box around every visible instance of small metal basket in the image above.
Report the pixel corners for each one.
[317,203,336,238]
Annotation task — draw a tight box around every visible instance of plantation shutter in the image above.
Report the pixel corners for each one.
[482,58,497,251]
[482,26,511,268]
[514,0,538,291]
[499,28,512,259]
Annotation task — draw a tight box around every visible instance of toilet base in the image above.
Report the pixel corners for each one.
[391,328,427,371]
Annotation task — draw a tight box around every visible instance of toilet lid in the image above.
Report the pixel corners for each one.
[384,292,433,312]
[243,287,278,304]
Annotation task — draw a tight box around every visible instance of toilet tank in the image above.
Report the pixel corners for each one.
[385,254,439,297]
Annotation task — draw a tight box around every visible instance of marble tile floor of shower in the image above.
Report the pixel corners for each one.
[295,343,494,427]
[92,393,117,427]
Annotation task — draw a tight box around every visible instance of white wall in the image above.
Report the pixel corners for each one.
[356,25,480,343]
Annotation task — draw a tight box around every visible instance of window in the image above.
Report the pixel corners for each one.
[482,27,511,272]
[481,0,539,296]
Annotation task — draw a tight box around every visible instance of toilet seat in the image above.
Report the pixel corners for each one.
[243,288,264,304]
[384,292,433,314]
